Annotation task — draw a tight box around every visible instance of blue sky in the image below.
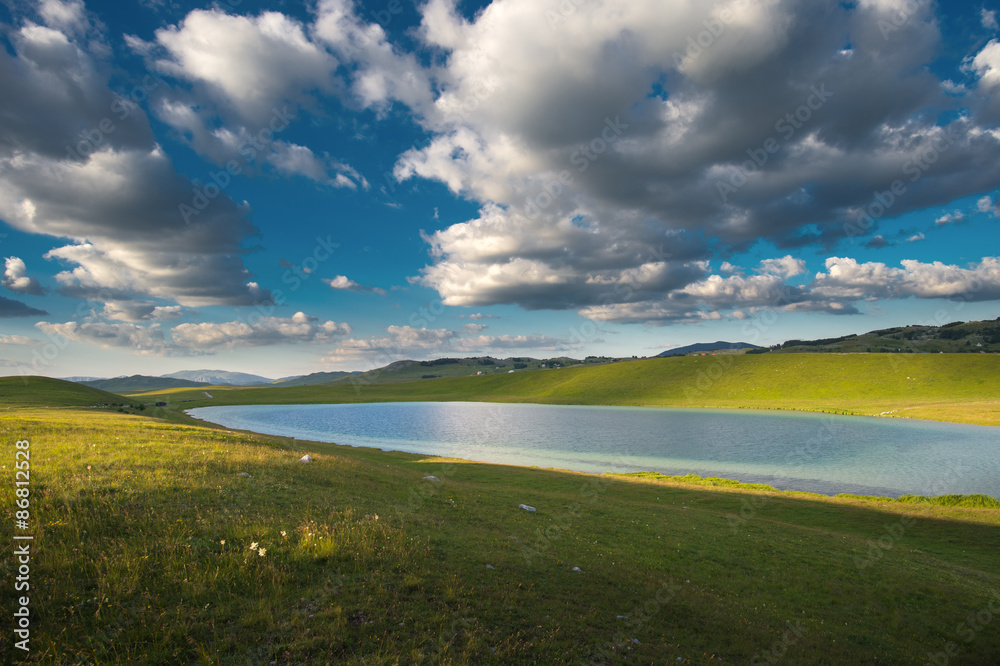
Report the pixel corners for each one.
[2,0,1000,378]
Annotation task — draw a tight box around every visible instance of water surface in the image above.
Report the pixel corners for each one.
[187,402,1000,497]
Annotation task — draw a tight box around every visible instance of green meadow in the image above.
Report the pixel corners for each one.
[133,353,1000,427]
[1,355,999,663]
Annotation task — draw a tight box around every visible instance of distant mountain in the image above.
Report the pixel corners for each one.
[162,369,274,386]
[656,341,762,357]
[61,376,104,383]
[81,375,209,392]
[271,371,360,387]
[329,355,627,385]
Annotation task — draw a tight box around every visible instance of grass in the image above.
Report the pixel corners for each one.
[124,353,1000,427]
[1,378,1000,663]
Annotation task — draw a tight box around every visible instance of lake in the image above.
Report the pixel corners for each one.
[187,402,1000,498]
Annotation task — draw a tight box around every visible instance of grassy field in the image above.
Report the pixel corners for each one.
[1,378,1000,663]
[127,353,1000,427]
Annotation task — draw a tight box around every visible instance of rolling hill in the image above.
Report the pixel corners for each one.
[0,376,127,407]
[769,317,1000,354]
[128,353,1000,426]
[271,370,360,386]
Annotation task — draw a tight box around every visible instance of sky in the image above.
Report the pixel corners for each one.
[2,0,1000,379]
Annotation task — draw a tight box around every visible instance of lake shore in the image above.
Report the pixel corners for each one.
[6,395,1000,663]
[185,401,1000,502]
[127,354,1000,428]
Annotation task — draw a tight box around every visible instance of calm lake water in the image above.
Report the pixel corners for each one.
[187,402,1000,498]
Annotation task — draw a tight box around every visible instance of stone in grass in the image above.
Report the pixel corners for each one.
[298,455,313,463]
[518,504,536,512]
[237,472,252,478]
[571,566,582,573]
[423,475,441,482]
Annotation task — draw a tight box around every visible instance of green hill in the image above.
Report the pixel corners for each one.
[272,371,359,386]
[129,353,1000,426]
[0,375,128,408]
[770,317,1000,354]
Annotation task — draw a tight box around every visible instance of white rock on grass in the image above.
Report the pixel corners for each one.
[423,476,441,482]
[572,566,582,572]
[298,455,313,463]
[518,504,536,512]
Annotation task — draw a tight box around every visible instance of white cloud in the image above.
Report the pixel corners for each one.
[38,0,86,33]
[581,255,1000,324]
[37,320,167,355]
[0,334,40,346]
[935,210,964,225]
[905,232,925,243]
[970,39,1000,92]
[461,323,487,335]
[149,10,338,120]
[758,256,806,278]
[2,257,44,295]
[0,18,270,308]
[313,0,434,114]
[323,275,386,295]
[983,9,999,31]
[35,311,351,356]
[812,256,1000,301]
[393,0,1000,314]
[977,195,999,216]
[323,324,574,365]
[170,312,351,351]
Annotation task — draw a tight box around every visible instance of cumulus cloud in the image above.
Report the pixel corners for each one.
[0,334,40,346]
[811,256,1000,302]
[2,257,44,295]
[35,311,351,355]
[323,275,387,295]
[323,324,573,365]
[127,4,401,189]
[312,0,434,114]
[170,312,351,351]
[935,210,965,225]
[579,255,1000,323]
[389,0,1000,314]
[969,39,1000,92]
[36,320,168,355]
[147,10,338,121]
[0,15,271,308]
